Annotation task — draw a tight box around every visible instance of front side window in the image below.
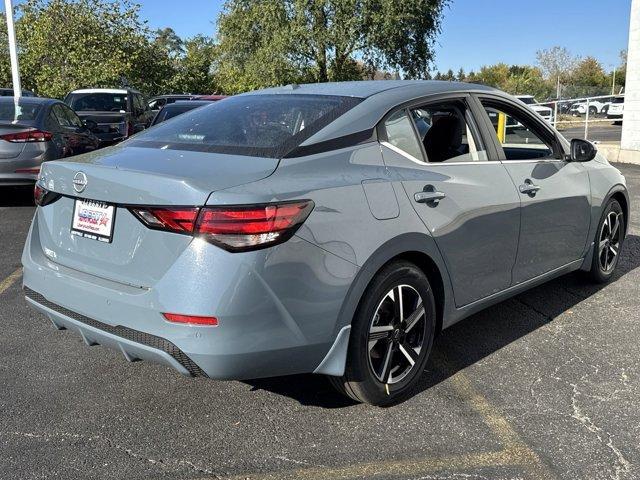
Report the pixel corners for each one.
[481,100,556,160]
[132,94,362,159]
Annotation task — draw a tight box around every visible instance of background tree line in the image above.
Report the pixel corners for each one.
[0,0,627,100]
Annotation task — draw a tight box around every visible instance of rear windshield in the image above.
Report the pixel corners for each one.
[152,104,204,125]
[0,102,40,121]
[519,97,535,105]
[66,93,128,112]
[131,94,362,158]
[612,97,624,104]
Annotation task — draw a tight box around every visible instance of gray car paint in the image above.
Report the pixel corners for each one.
[22,81,629,381]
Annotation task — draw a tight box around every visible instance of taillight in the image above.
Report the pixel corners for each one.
[196,201,314,251]
[129,200,314,252]
[34,182,61,207]
[129,207,199,234]
[1,129,52,143]
[15,167,41,174]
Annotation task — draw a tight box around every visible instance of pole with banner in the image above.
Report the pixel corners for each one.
[4,0,21,98]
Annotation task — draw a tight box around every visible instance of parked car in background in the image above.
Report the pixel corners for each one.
[607,96,624,123]
[570,99,608,116]
[24,81,628,406]
[148,94,199,113]
[195,94,228,101]
[150,100,210,126]
[516,95,553,123]
[0,88,35,97]
[64,88,154,145]
[0,97,99,186]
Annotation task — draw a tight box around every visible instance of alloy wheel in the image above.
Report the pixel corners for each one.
[598,210,623,273]
[367,285,427,385]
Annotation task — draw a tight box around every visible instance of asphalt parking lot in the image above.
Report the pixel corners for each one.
[1,163,639,480]
[560,122,622,143]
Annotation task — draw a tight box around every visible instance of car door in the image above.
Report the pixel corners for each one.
[475,94,591,284]
[378,95,521,307]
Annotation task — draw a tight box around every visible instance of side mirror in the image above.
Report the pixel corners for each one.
[83,119,98,132]
[570,138,596,162]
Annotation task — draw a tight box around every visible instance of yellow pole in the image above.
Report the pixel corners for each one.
[497,112,506,143]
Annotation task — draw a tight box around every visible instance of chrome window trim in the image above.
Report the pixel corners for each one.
[380,141,502,166]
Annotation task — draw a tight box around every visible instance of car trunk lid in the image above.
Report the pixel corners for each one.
[0,123,36,159]
[36,145,279,286]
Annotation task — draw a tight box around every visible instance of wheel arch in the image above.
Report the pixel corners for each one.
[314,232,452,376]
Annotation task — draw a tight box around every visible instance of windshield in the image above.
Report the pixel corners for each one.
[132,94,362,158]
[0,101,41,121]
[612,97,624,104]
[519,97,536,105]
[66,92,128,112]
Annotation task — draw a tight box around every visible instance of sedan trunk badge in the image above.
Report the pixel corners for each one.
[73,172,88,193]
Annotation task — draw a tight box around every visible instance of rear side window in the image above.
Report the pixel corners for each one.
[382,110,424,161]
[131,94,362,158]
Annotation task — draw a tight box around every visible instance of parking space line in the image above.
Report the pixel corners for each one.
[200,360,557,480]
[0,268,22,296]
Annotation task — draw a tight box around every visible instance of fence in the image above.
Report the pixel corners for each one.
[531,94,624,142]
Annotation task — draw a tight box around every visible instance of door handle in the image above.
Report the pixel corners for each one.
[519,180,541,195]
[414,186,446,205]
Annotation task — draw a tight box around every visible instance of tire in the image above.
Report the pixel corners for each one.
[589,106,598,115]
[330,260,436,406]
[587,199,625,283]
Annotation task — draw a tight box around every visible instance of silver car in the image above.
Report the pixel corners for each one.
[0,97,100,186]
[22,81,629,405]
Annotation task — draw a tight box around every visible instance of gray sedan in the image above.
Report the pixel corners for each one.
[23,81,628,405]
[0,97,99,186]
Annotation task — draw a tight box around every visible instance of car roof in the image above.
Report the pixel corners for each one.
[0,96,57,106]
[70,88,131,94]
[166,100,210,107]
[240,80,497,99]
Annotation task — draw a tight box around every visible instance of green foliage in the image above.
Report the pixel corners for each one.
[465,63,552,99]
[0,0,219,98]
[214,0,450,93]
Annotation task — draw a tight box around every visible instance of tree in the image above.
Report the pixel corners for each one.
[214,0,450,93]
[14,0,174,98]
[456,67,465,82]
[571,56,608,87]
[535,46,578,83]
[169,35,219,94]
[154,27,185,60]
[462,63,551,99]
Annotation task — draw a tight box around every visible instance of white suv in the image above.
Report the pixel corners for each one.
[606,96,624,122]
[516,95,553,123]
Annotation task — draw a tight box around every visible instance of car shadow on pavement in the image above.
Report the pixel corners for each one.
[244,234,640,408]
[0,186,34,207]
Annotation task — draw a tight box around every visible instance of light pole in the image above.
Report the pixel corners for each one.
[612,66,617,95]
[4,0,21,98]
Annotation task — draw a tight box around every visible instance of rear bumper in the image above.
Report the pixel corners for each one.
[22,213,358,380]
[24,287,203,376]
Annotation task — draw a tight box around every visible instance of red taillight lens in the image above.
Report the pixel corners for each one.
[34,182,61,207]
[1,129,52,143]
[129,207,199,234]
[15,167,41,174]
[163,312,218,326]
[129,201,314,252]
[195,201,314,251]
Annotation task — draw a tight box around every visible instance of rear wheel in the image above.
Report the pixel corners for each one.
[587,199,624,283]
[589,106,598,115]
[330,260,436,406]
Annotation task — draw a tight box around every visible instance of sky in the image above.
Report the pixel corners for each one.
[12,0,634,74]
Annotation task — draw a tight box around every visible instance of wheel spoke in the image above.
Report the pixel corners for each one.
[380,343,394,383]
[599,238,608,252]
[399,341,419,366]
[392,286,404,323]
[609,244,618,257]
[602,216,610,236]
[404,303,425,333]
[611,214,620,239]
[368,325,393,350]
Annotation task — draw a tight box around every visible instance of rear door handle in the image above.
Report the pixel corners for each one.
[519,180,541,195]
[414,186,446,205]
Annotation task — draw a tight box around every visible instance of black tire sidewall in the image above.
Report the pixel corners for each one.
[344,261,436,406]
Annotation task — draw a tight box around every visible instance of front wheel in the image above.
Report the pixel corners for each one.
[587,199,625,283]
[330,260,436,406]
